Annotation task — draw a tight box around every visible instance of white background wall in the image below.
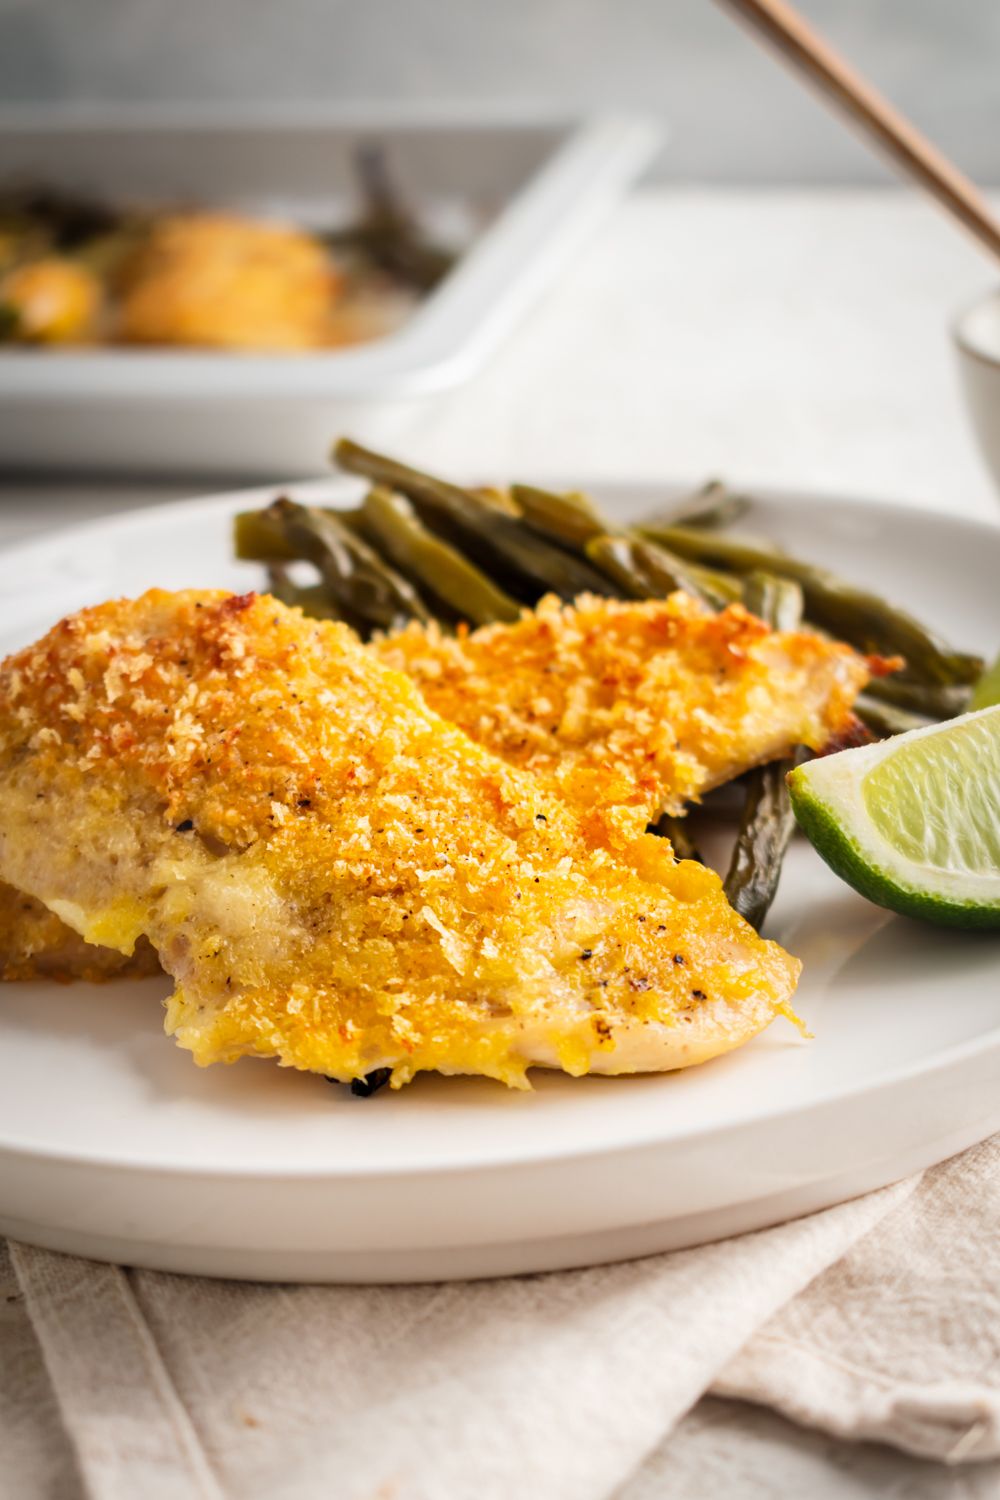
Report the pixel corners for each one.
[1,0,998,182]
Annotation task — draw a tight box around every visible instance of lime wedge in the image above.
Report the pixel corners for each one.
[788,704,1000,928]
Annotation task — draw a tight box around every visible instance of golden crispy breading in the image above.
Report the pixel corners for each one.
[0,880,159,983]
[117,213,341,351]
[0,588,864,988]
[375,593,871,835]
[0,590,800,1088]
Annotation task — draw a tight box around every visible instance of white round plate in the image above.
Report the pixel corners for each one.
[0,481,997,1283]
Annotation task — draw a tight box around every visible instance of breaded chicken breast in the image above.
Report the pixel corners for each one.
[0,590,800,1088]
[0,588,866,987]
[0,880,159,983]
[376,592,871,836]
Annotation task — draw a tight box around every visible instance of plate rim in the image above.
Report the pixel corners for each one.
[0,471,997,575]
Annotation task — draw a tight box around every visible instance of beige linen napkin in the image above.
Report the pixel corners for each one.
[4,1137,998,1500]
[624,1395,1000,1500]
[0,1240,81,1500]
[715,1134,1000,1464]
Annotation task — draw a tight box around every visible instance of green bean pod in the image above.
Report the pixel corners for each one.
[659,479,751,531]
[264,497,431,635]
[740,571,805,632]
[854,693,930,740]
[585,534,734,609]
[722,571,806,928]
[334,439,617,601]
[359,486,521,626]
[509,483,607,549]
[654,814,704,865]
[723,752,804,930]
[265,564,350,624]
[863,675,972,720]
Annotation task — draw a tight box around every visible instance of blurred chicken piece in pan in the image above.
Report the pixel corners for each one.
[0,257,103,343]
[116,213,342,351]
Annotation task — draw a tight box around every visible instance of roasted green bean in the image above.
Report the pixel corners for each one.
[326,143,456,293]
[261,497,431,635]
[722,571,805,928]
[661,479,751,531]
[359,486,521,626]
[740,570,804,632]
[509,483,607,548]
[655,814,704,865]
[264,565,347,623]
[512,482,742,607]
[585,534,736,609]
[723,752,804,930]
[863,675,971,720]
[854,693,930,740]
[334,439,617,601]
[235,505,310,563]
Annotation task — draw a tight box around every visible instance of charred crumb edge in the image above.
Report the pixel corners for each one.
[334,1067,393,1098]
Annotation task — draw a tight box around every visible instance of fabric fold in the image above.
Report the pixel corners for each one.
[11,1180,910,1500]
[9,1245,223,1500]
[0,1240,84,1500]
[715,1136,1000,1465]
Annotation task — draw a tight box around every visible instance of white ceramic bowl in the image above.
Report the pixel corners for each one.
[953,286,1000,492]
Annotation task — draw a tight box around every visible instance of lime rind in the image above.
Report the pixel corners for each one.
[788,704,1000,930]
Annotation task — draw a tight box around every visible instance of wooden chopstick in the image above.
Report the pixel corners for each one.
[713,0,1000,265]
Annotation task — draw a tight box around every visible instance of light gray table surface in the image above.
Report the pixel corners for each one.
[1,187,997,1499]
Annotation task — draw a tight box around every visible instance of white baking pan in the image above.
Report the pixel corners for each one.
[0,108,660,475]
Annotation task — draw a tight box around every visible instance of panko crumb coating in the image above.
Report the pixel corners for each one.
[0,591,801,1087]
[377,591,871,835]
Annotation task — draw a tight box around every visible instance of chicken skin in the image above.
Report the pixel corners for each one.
[0,590,800,1088]
[376,592,871,838]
